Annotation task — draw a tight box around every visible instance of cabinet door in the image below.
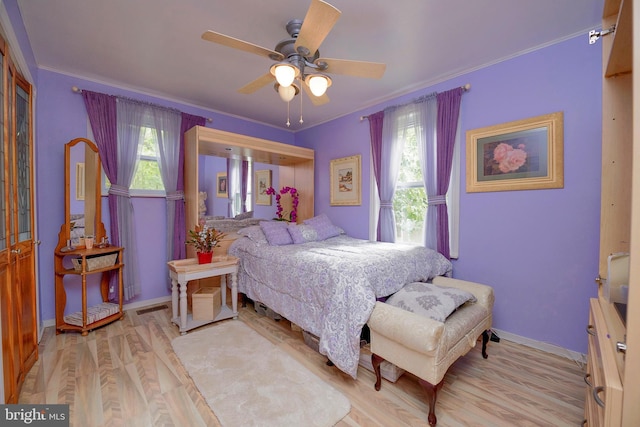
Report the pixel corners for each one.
[1,45,37,404]
[8,68,38,383]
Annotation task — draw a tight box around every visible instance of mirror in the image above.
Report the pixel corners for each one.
[63,137,105,248]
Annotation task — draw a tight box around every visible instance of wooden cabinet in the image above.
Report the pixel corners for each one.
[183,126,315,258]
[54,246,124,336]
[586,0,639,425]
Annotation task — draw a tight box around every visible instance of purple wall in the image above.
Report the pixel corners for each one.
[296,35,602,354]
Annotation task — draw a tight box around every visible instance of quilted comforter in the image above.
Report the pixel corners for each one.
[229,234,452,378]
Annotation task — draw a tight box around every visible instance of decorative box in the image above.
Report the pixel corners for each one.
[192,287,222,321]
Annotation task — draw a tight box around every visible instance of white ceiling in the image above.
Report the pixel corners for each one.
[17,0,602,131]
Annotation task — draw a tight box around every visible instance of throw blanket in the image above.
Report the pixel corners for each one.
[230,235,452,377]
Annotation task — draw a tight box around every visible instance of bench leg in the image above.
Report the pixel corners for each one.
[481,330,489,359]
[373,352,443,426]
[419,378,444,427]
[372,353,384,391]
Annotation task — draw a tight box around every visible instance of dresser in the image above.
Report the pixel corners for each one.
[583,0,639,425]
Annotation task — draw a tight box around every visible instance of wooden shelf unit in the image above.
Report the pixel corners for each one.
[183,126,315,258]
[585,0,639,425]
[54,243,124,336]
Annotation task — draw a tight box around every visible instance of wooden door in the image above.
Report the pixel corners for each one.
[0,40,37,403]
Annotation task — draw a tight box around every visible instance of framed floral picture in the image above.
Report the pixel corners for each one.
[330,155,361,206]
[255,169,272,205]
[466,112,564,192]
[216,172,228,198]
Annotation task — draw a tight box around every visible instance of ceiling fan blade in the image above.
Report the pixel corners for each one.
[302,83,330,106]
[294,0,341,56]
[316,57,386,79]
[238,73,274,94]
[202,30,284,61]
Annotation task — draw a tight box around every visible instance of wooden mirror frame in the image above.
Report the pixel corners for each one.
[57,137,106,250]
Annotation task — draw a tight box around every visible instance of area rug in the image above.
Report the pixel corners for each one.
[172,321,351,427]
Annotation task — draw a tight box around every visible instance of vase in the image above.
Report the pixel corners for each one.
[197,252,213,264]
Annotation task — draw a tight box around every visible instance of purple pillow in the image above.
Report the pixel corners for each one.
[303,213,341,241]
[260,221,293,246]
[236,225,268,245]
[287,223,318,244]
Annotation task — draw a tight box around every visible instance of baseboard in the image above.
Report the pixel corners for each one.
[41,295,173,329]
[492,328,587,365]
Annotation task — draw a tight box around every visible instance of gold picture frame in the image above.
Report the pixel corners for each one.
[466,111,564,193]
[255,169,272,205]
[330,155,362,206]
[216,172,228,198]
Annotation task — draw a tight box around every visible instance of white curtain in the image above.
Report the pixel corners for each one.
[151,107,181,266]
[115,99,144,300]
[417,97,439,250]
[379,107,407,242]
[228,158,240,217]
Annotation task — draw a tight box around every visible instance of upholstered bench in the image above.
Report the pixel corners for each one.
[368,276,494,426]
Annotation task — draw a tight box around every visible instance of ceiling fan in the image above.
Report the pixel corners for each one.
[201,0,386,106]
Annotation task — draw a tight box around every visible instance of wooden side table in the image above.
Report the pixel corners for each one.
[167,255,239,334]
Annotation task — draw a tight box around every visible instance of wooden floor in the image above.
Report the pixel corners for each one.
[20,300,586,426]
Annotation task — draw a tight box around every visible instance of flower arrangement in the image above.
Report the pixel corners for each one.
[265,186,299,222]
[186,221,225,253]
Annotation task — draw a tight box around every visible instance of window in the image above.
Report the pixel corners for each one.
[102,126,165,196]
[372,107,460,257]
[131,127,164,192]
[394,126,427,244]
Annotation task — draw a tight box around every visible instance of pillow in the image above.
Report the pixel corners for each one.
[236,225,268,245]
[287,223,318,244]
[385,281,477,323]
[260,221,293,246]
[234,210,254,220]
[303,213,342,241]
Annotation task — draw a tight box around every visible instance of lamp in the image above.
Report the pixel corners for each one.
[270,62,299,88]
[305,74,332,97]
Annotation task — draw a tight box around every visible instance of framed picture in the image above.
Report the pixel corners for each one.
[216,172,228,198]
[255,169,272,205]
[330,155,362,206]
[466,112,564,193]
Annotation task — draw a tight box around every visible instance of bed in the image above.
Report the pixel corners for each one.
[228,218,452,378]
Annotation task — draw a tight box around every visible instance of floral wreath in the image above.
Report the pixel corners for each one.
[265,186,299,222]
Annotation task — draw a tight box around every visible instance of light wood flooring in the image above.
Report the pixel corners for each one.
[20,299,586,426]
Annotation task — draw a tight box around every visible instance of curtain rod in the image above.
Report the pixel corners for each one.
[360,83,471,121]
[71,86,213,122]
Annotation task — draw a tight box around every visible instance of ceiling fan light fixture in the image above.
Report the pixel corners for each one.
[270,62,299,87]
[306,74,332,97]
[275,83,299,102]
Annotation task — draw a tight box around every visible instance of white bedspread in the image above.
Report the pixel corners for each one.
[229,234,452,378]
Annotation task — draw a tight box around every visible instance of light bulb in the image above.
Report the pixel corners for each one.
[273,64,296,87]
[307,74,331,97]
[278,84,296,102]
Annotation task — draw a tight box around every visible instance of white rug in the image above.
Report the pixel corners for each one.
[172,321,351,427]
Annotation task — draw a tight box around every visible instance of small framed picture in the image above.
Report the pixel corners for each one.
[255,169,272,205]
[330,155,362,206]
[466,112,564,192]
[216,172,228,198]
